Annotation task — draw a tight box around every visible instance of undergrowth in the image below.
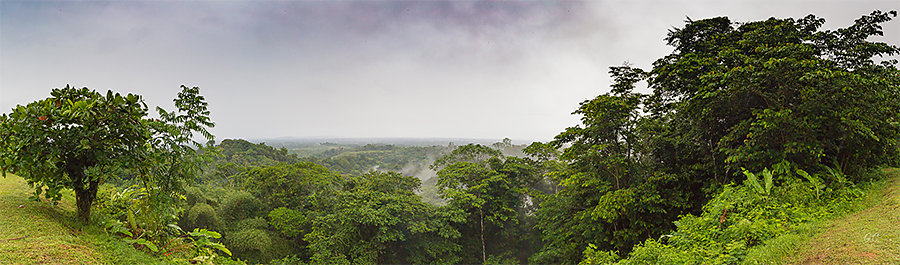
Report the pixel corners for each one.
[581,164,894,265]
[1,174,241,264]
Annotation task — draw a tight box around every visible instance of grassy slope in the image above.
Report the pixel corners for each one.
[0,174,160,264]
[788,168,900,264]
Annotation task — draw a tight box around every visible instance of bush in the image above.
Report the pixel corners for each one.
[610,166,877,264]
[185,203,220,231]
[580,244,619,265]
[235,217,269,230]
[184,186,211,206]
[268,207,307,238]
[218,191,266,223]
[225,228,273,263]
[95,184,129,221]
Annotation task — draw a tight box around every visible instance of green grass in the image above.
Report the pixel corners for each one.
[785,168,900,264]
[740,168,900,264]
[0,174,163,264]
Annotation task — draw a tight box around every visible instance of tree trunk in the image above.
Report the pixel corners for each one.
[480,208,486,264]
[69,168,98,223]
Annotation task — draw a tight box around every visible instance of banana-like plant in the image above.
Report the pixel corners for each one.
[741,168,773,195]
[796,169,823,199]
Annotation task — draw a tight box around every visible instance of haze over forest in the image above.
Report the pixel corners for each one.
[2,0,898,142]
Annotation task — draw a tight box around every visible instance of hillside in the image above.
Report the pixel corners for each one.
[0,174,162,264]
[789,168,900,264]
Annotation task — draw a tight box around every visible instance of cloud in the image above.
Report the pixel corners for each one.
[2,0,898,141]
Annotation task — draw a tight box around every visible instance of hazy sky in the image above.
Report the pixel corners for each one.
[2,1,898,142]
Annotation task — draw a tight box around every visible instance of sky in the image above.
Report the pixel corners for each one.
[2,0,898,143]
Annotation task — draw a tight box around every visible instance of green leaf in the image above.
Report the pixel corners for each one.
[124,238,158,252]
[208,242,232,256]
[741,168,764,195]
[189,228,221,239]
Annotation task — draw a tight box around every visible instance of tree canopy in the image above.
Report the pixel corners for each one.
[0,85,214,222]
[534,10,900,263]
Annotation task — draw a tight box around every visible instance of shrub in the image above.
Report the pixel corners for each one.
[610,166,876,264]
[218,191,266,223]
[268,207,307,238]
[185,203,220,231]
[184,186,209,206]
[225,228,272,263]
[235,217,269,230]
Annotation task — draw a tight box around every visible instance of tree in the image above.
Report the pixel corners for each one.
[306,171,457,264]
[240,162,342,210]
[534,10,900,263]
[1,86,150,222]
[533,87,695,263]
[0,85,215,223]
[646,11,900,179]
[432,144,543,264]
[138,85,216,229]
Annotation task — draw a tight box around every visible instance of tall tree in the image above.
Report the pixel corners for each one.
[647,11,900,178]
[534,10,900,263]
[433,144,542,264]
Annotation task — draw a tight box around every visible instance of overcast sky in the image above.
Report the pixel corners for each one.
[2,0,898,142]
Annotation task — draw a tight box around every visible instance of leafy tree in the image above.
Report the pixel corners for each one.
[534,10,900,263]
[225,217,276,264]
[268,207,308,239]
[218,191,266,223]
[306,171,461,264]
[216,139,299,167]
[185,203,220,230]
[0,86,151,222]
[0,85,215,224]
[240,162,342,210]
[533,87,694,263]
[433,144,543,264]
[143,85,216,193]
[646,11,900,178]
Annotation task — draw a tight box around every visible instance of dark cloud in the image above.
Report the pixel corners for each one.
[2,1,897,141]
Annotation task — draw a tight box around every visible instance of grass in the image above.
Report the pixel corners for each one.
[786,168,900,264]
[740,169,897,264]
[0,173,163,264]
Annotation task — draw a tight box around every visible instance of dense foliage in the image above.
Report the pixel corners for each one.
[599,165,877,264]
[0,86,151,222]
[535,10,900,264]
[218,139,300,167]
[431,144,547,264]
[0,85,216,224]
